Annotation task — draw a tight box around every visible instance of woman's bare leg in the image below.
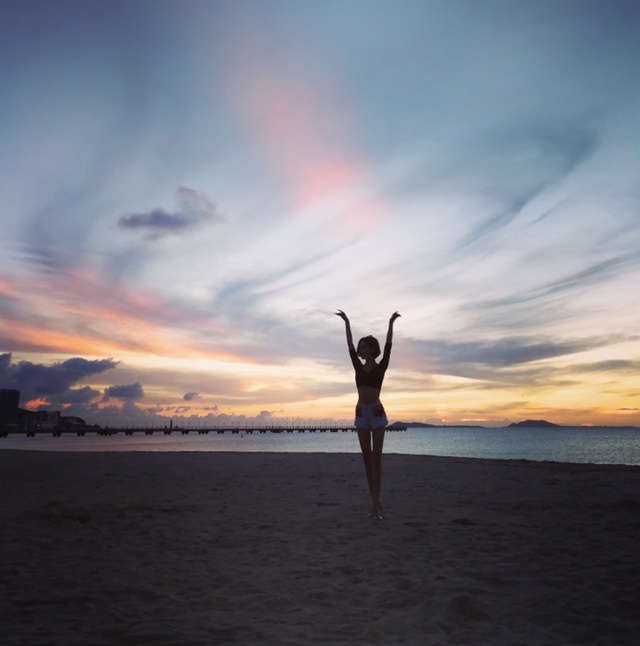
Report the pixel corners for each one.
[357,429,374,499]
[357,429,374,503]
[371,427,385,517]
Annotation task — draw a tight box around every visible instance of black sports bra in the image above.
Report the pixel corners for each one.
[349,343,391,389]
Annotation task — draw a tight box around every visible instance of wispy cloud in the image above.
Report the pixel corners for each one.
[454,125,598,252]
[400,336,590,385]
[220,29,384,240]
[470,251,640,310]
[568,360,640,375]
[0,254,239,361]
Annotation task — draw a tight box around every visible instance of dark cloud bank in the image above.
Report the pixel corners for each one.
[0,353,144,407]
[103,383,144,401]
[1,353,116,401]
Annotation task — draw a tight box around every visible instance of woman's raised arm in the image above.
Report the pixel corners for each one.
[335,310,355,351]
[386,312,401,346]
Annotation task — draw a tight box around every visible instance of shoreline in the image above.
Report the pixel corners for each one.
[4,445,640,465]
[3,425,639,467]
[3,451,640,644]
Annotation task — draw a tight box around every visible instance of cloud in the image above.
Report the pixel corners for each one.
[62,386,102,404]
[570,360,640,374]
[454,125,598,251]
[0,353,117,398]
[413,336,592,371]
[2,2,639,430]
[118,186,223,239]
[16,244,70,273]
[175,186,221,221]
[103,383,144,401]
[118,209,194,233]
[469,251,640,311]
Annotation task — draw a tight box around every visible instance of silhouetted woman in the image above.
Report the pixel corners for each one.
[336,310,400,520]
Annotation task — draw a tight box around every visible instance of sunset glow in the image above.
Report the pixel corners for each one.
[1,1,639,428]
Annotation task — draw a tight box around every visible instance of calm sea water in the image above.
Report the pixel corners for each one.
[2,426,639,465]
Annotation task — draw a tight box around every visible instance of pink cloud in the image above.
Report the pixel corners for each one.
[222,35,383,235]
[0,266,238,362]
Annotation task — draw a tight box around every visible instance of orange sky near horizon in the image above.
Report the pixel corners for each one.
[8,338,640,428]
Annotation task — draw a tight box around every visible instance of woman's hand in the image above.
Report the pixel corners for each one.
[335,309,349,322]
[390,311,401,323]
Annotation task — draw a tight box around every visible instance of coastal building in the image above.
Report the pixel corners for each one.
[1,389,88,431]
[60,415,87,428]
[19,409,61,430]
[0,389,20,425]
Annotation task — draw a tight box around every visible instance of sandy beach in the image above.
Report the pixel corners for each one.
[2,450,639,645]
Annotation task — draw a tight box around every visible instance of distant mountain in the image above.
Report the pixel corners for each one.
[389,421,484,428]
[406,422,438,428]
[389,421,436,429]
[507,419,560,428]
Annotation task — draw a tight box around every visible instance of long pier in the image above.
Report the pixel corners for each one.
[1,424,407,438]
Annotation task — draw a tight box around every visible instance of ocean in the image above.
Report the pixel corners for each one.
[1,426,639,465]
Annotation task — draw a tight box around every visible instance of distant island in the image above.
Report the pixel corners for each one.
[391,419,560,429]
[389,421,483,429]
[391,419,637,430]
[507,419,560,428]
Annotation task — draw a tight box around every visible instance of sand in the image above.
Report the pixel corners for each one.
[2,450,639,645]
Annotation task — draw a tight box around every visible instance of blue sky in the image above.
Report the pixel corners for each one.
[1,0,639,427]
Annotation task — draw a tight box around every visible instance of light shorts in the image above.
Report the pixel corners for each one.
[354,401,388,430]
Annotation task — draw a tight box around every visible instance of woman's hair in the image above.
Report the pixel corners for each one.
[357,335,381,359]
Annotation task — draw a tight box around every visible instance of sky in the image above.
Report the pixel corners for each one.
[1,0,639,428]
